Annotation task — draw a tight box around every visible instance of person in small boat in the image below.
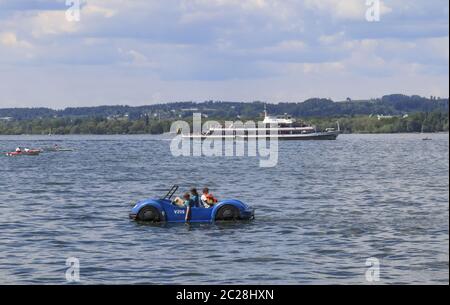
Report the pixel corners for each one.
[172,188,200,208]
[201,187,218,208]
[190,188,201,208]
[15,147,21,153]
[183,192,193,207]
[172,196,185,207]
[183,192,194,222]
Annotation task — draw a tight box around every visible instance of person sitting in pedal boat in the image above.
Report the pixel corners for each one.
[183,192,194,222]
[172,196,185,207]
[201,187,218,208]
[190,188,201,208]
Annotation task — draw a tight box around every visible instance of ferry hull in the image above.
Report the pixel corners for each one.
[278,131,340,140]
[272,133,339,140]
[182,131,340,141]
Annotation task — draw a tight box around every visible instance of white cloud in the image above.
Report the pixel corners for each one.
[305,0,392,20]
[182,0,269,10]
[30,10,79,37]
[319,31,346,45]
[0,31,32,48]
[118,48,158,68]
[83,3,116,18]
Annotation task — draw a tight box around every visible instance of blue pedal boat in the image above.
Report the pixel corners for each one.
[129,185,254,223]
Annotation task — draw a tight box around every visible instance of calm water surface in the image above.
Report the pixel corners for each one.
[0,134,448,284]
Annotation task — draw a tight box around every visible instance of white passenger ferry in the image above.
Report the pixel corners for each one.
[183,108,340,141]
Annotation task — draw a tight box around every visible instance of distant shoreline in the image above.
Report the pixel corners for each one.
[1,112,448,135]
[0,131,448,137]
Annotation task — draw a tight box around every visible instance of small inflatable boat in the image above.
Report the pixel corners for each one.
[6,149,41,156]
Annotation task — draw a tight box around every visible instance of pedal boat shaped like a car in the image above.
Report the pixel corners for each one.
[129,186,255,223]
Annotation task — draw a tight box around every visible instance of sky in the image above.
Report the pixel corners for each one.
[0,0,448,108]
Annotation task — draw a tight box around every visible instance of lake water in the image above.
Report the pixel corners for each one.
[0,134,448,284]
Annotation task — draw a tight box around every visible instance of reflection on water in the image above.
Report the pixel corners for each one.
[0,133,448,284]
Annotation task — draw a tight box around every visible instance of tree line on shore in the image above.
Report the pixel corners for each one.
[310,111,448,134]
[0,111,447,135]
[1,94,448,121]
[0,116,173,135]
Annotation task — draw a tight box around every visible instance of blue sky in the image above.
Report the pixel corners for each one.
[0,0,448,108]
